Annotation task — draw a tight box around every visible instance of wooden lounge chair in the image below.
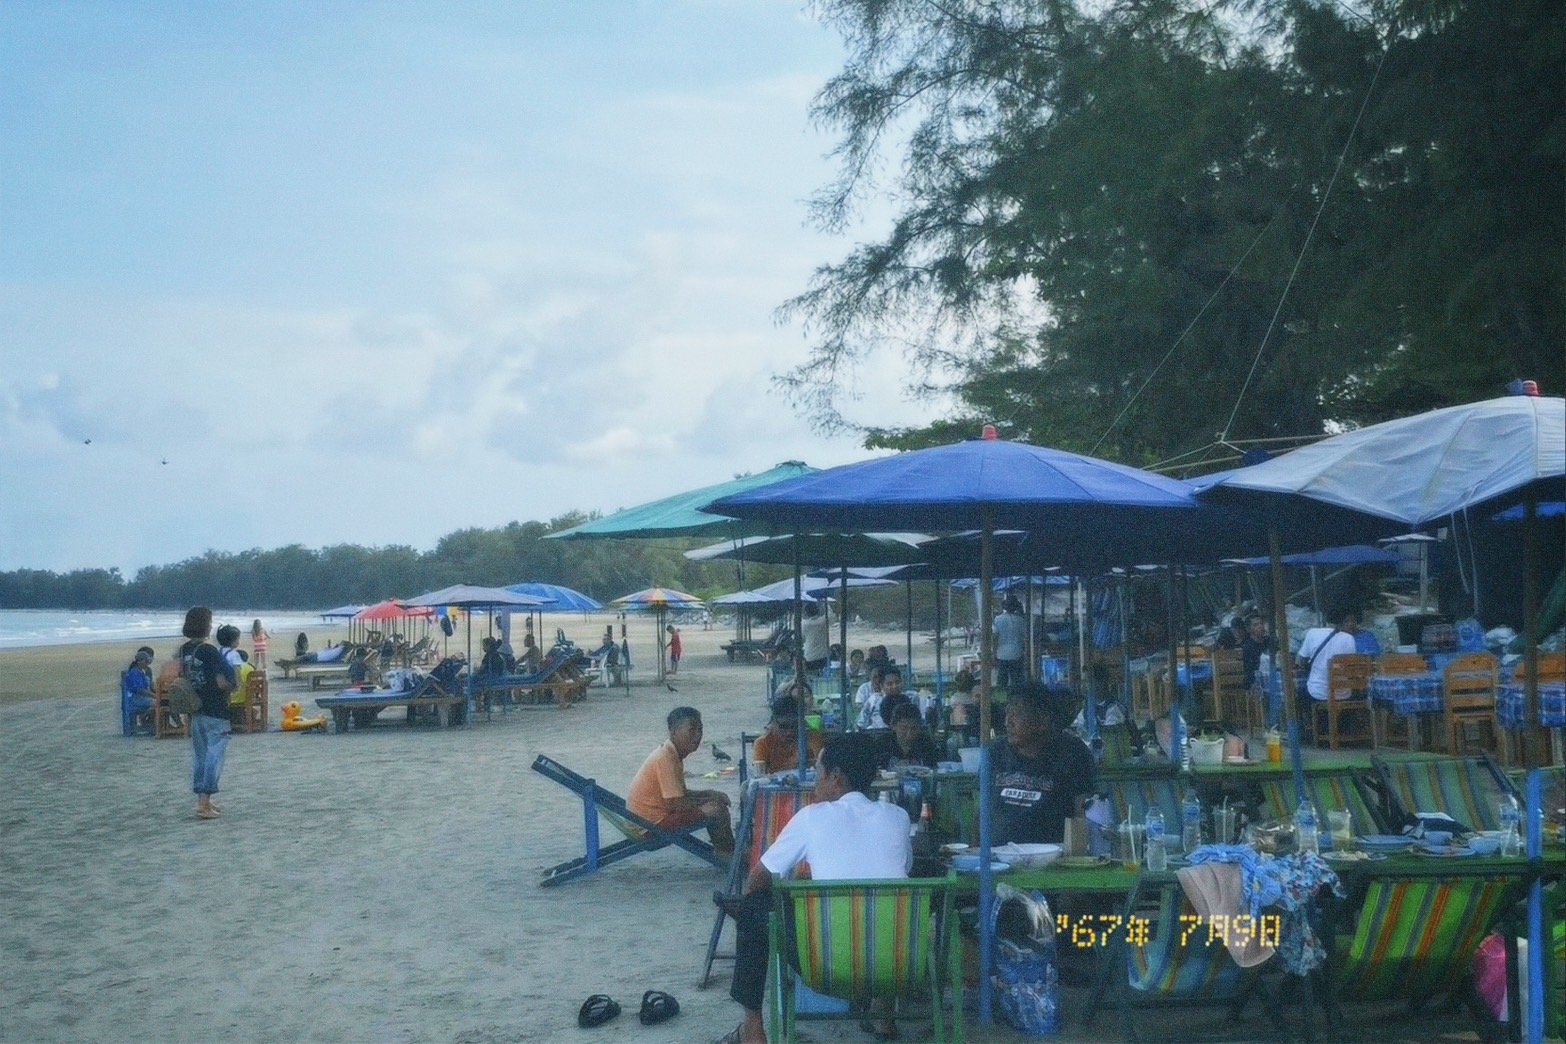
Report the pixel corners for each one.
[314,668,464,733]
[474,652,588,714]
[768,876,961,1044]
[531,754,727,887]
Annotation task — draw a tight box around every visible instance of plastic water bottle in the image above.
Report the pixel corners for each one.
[1145,808,1168,871]
[1182,789,1202,854]
[1499,795,1521,857]
[1296,799,1319,855]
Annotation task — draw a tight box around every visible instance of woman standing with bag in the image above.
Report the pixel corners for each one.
[180,607,236,820]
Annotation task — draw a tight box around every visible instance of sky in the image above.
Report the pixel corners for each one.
[0,1,934,574]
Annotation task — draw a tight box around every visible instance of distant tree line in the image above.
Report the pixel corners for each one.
[0,512,794,611]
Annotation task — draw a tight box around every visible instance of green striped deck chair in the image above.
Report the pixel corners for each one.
[1105,778,1184,836]
[1257,773,1384,835]
[1087,879,1258,1040]
[1374,755,1516,832]
[1332,876,1522,1005]
[768,877,961,1043]
[1101,724,1138,766]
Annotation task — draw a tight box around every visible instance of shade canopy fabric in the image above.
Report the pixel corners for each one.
[746,575,895,602]
[710,589,788,606]
[354,599,435,621]
[401,585,549,609]
[684,532,928,567]
[320,603,368,619]
[504,581,603,612]
[1200,396,1565,527]
[547,461,818,540]
[1224,544,1401,568]
[612,586,705,608]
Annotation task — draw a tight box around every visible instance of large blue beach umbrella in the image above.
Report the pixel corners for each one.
[708,430,1267,1023]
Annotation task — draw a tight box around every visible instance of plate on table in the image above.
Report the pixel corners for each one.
[1054,855,1114,869]
[1413,844,1474,858]
[951,857,1011,875]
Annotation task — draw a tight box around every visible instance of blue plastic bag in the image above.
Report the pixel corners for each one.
[989,885,1061,1036]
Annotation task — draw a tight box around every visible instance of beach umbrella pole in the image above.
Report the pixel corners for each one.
[1523,493,1541,765]
[977,511,996,1024]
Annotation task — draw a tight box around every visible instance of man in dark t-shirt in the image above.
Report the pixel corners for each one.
[987,685,1096,844]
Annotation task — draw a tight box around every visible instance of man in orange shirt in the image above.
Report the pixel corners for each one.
[751,695,825,774]
[628,706,734,855]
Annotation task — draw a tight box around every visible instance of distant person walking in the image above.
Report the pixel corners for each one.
[250,619,270,669]
[666,624,683,676]
[179,607,236,820]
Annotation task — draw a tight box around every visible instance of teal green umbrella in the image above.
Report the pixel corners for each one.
[547,461,816,540]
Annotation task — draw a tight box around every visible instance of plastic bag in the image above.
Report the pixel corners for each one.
[989,884,1060,1036]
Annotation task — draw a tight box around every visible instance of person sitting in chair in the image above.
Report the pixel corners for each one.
[881,702,940,770]
[988,684,1096,844]
[124,647,156,721]
[751,694,825,774]
[477,637,508,678]
[857,665,908,730]
[628,707,734,856]
[716,733,911,1044]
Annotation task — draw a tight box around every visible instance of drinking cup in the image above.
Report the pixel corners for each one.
[1326,809,1353,850]
[1117,822,1144,869]
[1214,806,1239,845]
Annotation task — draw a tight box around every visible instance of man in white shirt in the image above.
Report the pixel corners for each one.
[992,595,1028,690]
[717,733,911,1044]
[800,601,831,672]
[1294,608,1360,713]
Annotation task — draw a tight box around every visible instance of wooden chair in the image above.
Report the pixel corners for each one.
[768,877,961,1043]
[152,674,189,740]
[1311,654,1373,750]
[1209,649,1252,733]
[1372,653,1427,749]
[1442,652,1499,756]
[233,670,269,734]
[1501,652,1566,765]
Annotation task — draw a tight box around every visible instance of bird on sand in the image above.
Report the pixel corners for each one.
[710,743,733,764]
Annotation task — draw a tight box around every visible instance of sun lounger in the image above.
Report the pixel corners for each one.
[473,652,589,714]
[531,754,726,887]
[275,643,351,679]
[315,669,464,732]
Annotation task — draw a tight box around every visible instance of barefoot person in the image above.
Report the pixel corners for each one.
[716,732,911,1044]
[627,707,734,855]
[178,607,236,820]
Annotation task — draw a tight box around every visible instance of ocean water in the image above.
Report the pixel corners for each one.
[0,609,331,650]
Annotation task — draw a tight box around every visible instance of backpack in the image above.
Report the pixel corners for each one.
[160,642,206,716]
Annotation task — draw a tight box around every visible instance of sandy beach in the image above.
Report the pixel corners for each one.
[0,615,998,1044]
[0,617,1509,1043]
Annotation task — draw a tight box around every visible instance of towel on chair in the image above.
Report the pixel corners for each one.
[1176,862,1276,968]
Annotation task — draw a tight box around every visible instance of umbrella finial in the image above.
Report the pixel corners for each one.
[981,423,998,440]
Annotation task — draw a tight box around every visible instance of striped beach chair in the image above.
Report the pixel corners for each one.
[768,876,960,1043]
[1257,773,1386,835]
[1321,874,1525,1036]
[1374,755,1517,832]
[1088,878,1258,1041]
[700,783,816,988]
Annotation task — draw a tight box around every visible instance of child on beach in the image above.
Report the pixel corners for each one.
[665,624,682,676]
[250,619,269,668]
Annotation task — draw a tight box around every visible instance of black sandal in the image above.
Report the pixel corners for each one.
[638,989,680,1025]
[577,994,620,1028]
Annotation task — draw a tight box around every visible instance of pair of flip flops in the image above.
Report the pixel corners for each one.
[577,990,680,1028]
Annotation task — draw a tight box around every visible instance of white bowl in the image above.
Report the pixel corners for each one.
[958,747,981,773]
[993,842,1064,868]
